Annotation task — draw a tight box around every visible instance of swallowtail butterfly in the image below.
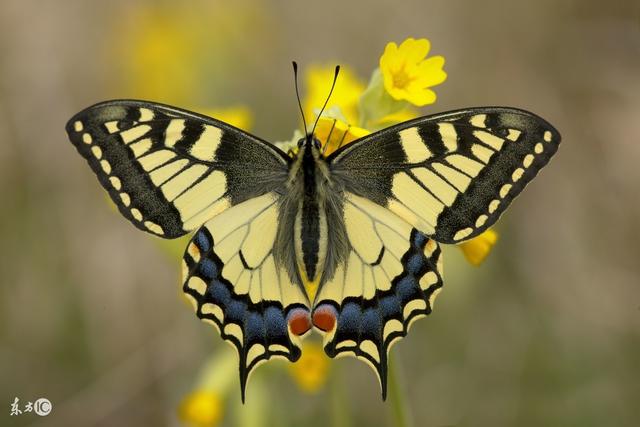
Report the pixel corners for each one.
[66,67,560,401]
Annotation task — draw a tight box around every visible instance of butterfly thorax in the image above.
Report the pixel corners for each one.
[288,137,330,301]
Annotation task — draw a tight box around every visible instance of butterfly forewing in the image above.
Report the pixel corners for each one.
[328,107,561,243]
[66,100,290,238]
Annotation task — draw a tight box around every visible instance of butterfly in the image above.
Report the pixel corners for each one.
[66,68,560,401]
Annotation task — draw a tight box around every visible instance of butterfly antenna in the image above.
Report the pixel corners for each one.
[310,65,340,138]
[292,61,309,137]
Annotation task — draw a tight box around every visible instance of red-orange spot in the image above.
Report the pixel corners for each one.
[288,309,312,336]
[312,304,337,332]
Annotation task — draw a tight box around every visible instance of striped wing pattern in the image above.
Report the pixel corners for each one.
[313,194,443,399]
[68,100,559,401]
[328,107,561,243]
[182,193,310,401]
[66,100,289,238]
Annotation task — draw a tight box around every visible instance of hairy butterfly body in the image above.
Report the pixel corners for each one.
[67,98,560,400]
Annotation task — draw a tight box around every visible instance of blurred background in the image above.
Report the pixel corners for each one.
[1,0,639,426]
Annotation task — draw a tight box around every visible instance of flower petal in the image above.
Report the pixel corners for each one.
[378,37,447,106]
[399,37,431,64]
[404,87,437,106]
[459,229,499,266]
[412,56,447,87]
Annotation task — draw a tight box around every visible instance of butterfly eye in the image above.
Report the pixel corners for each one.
[313,138,321,150]
[297,138,305,148]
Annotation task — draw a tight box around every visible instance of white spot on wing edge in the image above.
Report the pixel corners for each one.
[100,160,111,174]
[488,199,500,213]
[499,184,512,198]
[453,227,473,241]
[512,168,524,182]
[74,121,83,132]
[475,214,488,228]
[145,221,164,235]
[544,130,552,142]
[523,154,535,168]
[109,176,122,190]
[82,133,92,144]
[130,208,143,221]
[91,146,102,159]
[120,192,131,207]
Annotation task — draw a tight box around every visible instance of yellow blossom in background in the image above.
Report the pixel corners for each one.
[178,390,223,427]
[380,38,447,106]
[110,3,268,105]
[314,117,370,156]
[201,106,254,131]
[288,341,330,393]
[459,229,499,266]
[370,107,421,129]
[112,7,202,103]
[305,65,366,126]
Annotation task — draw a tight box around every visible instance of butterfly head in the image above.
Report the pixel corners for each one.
[292,61,340,157]
[297,134,322,151]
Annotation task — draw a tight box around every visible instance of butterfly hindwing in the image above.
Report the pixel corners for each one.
[66,100,290,238]
[328,107,561,243]
[182,193,311,401]
[312,193,443,398]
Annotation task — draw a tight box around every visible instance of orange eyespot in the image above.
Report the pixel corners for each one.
[312,304,337,332]
[287,308,312,336]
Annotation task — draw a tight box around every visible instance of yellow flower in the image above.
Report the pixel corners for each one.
[380,38,447,106]
[110,3,268,105]
[288,341,330,393]
[314,117,370,156]
[459,229,499,266]
[201,106,254,131]
[370,107,420,129]
[305,64,366,126]
[178,390,223,427]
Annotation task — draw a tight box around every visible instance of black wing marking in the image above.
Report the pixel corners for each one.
[66,100,290,238]
[328,107,560,243]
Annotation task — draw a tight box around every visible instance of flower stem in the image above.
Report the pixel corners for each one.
[330,362,352,427]
[387,353,414,427]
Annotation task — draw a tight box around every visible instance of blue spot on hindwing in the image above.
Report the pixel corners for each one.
[379,295,402,319]
[264,306,288,343]
[199,258,218,280]
[406,253,425,274]
[208,280,231,305]
[195,230,211,252]
[361,308,382,339]
[412,231,428,247]
[226,299,248,323]
[337,302,361,335]
[245,312,265,344]
[396,275,420,304]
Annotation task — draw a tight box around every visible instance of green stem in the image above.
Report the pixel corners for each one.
[330,361,351,427]
[387,353,414,427]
